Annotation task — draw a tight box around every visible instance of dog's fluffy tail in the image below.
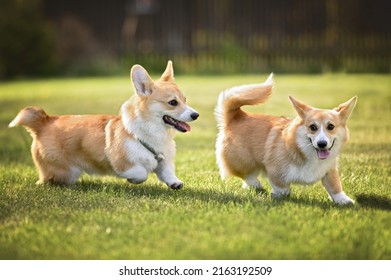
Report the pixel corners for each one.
[215,73,274,129]
[9,106,50,135]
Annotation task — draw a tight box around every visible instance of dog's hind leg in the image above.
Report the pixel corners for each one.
[269,180,291,199]
[36,166,81,186]
[242,172,266,193]
[242,177,261,189]
[33,151,81,186]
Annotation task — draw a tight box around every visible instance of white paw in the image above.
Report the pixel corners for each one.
[127,177,146,184]
[271,191,291,199]
[270,183,291,199]
[271,189,291,199]
[169,181,183,190]
[242,181,260,190]
[331,192,355,205]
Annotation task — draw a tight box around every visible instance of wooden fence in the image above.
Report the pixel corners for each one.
[44,0,391,73]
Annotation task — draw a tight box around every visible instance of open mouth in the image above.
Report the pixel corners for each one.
[163,115,191,133]
[310,138,336,160]
[316,149,331,160]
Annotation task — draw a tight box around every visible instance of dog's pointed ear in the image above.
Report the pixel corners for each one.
[289,96,313,119]
[334,96,357,124]
[160,60,174,81]
[131,64,154,97]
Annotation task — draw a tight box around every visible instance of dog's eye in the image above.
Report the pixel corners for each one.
[327,123,335,131]
[168,100,178,106]
[309,124,318,132]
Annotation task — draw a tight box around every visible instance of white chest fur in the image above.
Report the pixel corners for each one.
[284,156,336,185]
[121,101,177,168]
[124,138,159,171]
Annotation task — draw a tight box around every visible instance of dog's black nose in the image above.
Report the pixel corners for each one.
[317,140,328,149]
[191,112,199,120]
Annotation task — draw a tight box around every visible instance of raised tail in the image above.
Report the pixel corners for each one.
[9,106,49,135]
[215,73,274,129]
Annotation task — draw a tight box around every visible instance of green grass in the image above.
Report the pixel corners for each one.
[0,74,390,260]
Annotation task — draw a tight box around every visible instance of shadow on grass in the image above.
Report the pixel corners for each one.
[355,194,391,211]
[68,179,341,209]
[74,180,257,206]
[3,173,366,210]
[282,195,335,209]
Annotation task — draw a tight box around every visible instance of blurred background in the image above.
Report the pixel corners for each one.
[1,0,390,79]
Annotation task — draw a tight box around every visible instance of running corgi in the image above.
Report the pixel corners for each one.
[9,61,199,189]
[215,74,356,205]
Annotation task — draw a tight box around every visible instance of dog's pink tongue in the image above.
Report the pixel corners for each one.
[317,150,330,160]
[178,121,191,132]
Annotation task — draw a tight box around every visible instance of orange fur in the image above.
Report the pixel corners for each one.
[216,74,357,205]
[9,61,199,188]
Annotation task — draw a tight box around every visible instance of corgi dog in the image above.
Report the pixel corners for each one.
[215,74,357,205]
[9,61,199,189]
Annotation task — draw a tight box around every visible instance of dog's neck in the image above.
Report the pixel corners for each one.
[283,117,311,163]
[120,100,175,151]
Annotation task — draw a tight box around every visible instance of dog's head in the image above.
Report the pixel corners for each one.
[130,61,199,132]
[289,96,357,160]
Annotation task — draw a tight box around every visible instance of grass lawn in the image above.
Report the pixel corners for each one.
[0,73,390,260]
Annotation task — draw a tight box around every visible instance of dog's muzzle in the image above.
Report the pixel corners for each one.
[163,115,190,132]
[163,111,199,133]
[309,138,336,160]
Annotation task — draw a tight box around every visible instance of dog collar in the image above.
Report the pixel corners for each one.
[138,139,165,162]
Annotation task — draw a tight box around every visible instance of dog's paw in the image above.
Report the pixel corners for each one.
[170,181,183,190]
[127,178,146,184]
[271,192,291,200]
[332,192,355,205]
[256,187,268,195]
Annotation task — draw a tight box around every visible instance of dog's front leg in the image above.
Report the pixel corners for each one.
[155,160,183,190]
[118,164,149,184]
[322,167,354,205]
